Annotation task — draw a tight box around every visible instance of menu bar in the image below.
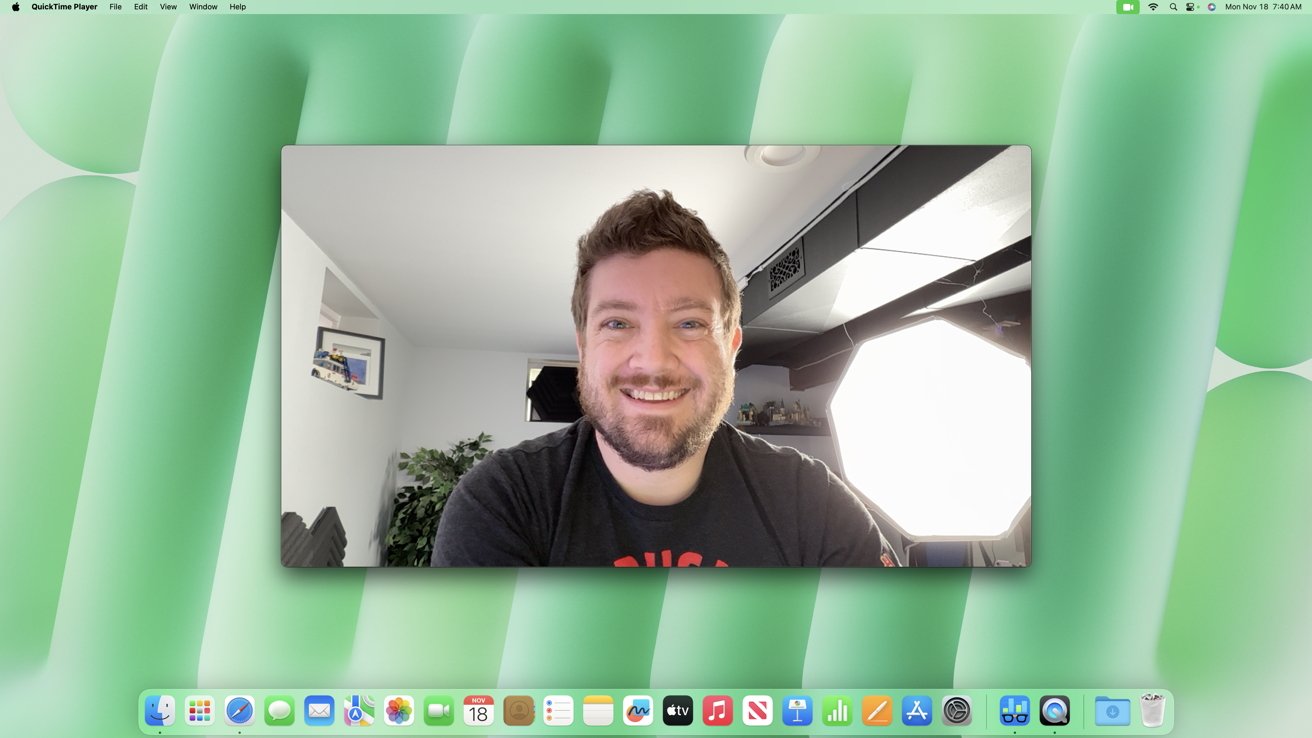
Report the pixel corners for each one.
[6,1,1306,16]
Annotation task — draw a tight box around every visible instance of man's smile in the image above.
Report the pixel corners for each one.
[620,387,691,403]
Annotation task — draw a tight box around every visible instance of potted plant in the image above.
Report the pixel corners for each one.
[384,432,492,566]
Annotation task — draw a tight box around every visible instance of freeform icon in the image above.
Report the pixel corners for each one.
[623,696,653,726]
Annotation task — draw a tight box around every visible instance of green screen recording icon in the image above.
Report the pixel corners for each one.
[1118,0,1141,12]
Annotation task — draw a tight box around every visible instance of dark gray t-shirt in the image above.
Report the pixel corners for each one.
[431,419,899,567]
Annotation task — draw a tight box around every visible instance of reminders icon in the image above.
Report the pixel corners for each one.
[584,695,614,726]
[544,695,574,726]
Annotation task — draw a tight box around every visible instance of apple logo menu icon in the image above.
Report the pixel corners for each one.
[663,695,694,726]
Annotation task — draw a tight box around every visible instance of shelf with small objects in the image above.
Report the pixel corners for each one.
[734,398,830,437]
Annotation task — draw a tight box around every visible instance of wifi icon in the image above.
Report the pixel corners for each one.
[1148,2,1159,8]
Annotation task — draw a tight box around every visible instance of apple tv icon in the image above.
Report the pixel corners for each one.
[663,695,694,726]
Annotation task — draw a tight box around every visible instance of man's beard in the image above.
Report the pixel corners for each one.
[577,357,733,473]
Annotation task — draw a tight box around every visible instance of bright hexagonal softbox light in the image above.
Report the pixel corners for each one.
[829,318,1030,540]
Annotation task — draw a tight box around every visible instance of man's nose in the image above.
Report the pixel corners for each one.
[629,325,680,375]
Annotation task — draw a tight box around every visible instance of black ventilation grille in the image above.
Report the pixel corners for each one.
[768,242,805,297]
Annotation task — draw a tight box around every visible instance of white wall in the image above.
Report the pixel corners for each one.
[399,347,577,456]
[725,363,842,471]
[281,213,412,566]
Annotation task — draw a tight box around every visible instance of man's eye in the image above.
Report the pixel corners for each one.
[678,320,707,330]
[602,319,629,330]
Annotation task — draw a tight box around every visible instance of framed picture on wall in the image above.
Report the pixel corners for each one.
[314,327,386,399]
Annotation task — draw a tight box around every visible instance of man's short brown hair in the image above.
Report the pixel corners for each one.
[571,189,741,339]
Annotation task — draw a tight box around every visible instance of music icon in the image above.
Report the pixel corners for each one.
[702,695,733,726]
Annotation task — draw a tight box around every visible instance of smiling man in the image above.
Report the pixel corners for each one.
[432,190,899,567]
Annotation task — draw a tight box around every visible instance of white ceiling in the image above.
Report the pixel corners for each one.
[282,146,890,355]
[756,146,1032,333]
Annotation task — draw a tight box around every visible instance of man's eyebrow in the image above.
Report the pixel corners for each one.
[593,299,639,313]
[665,298,715,313]
[592,298,716,314]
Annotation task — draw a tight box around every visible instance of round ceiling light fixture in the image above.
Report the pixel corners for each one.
[744,145,820,171]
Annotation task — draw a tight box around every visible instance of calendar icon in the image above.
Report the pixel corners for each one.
[463,695,495,726]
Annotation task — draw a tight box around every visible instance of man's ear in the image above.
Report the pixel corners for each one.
[730,325,743,355]
[575,331,584,361]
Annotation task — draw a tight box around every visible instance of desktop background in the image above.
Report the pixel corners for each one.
[0,10,1309,738]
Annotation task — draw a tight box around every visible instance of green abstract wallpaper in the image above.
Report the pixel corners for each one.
[0,9,1309,738]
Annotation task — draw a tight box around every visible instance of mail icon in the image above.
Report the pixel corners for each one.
[304,695,335,726]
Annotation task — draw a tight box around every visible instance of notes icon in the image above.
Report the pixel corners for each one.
[583,695,614,727]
